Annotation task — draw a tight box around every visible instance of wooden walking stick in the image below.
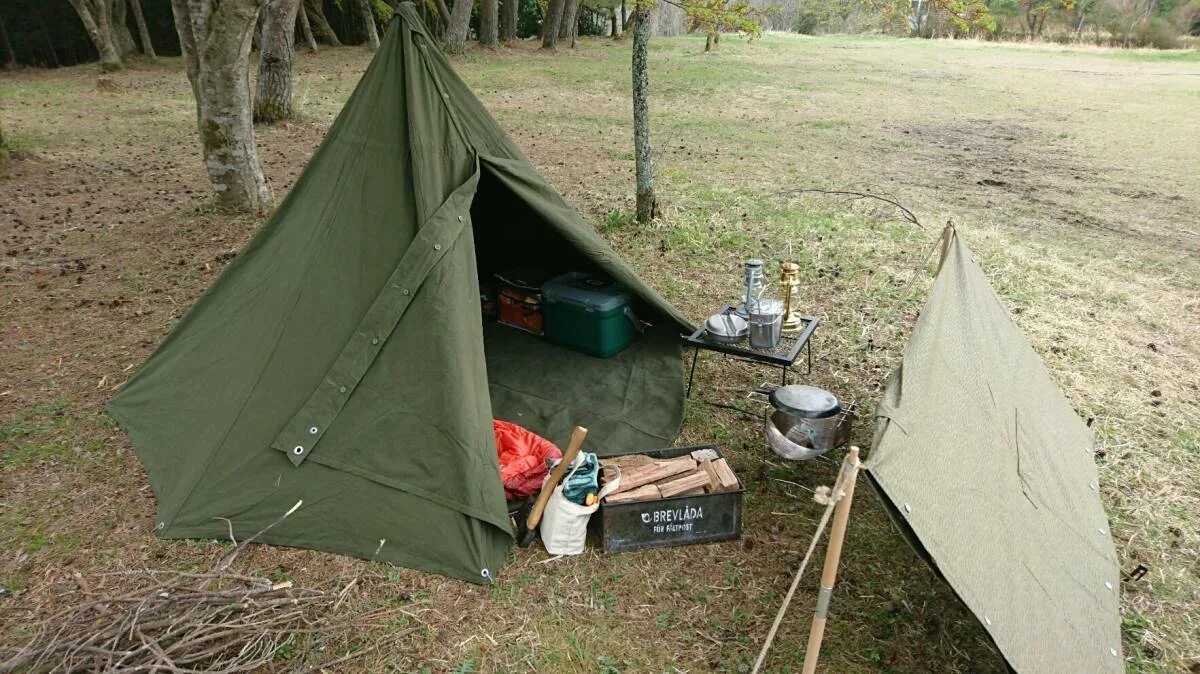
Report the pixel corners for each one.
[801,446,861,674]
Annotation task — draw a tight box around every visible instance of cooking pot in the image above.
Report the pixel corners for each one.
[704,312,748,345]
[765,385,842,459]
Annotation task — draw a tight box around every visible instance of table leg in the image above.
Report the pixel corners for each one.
[686,347,700,397]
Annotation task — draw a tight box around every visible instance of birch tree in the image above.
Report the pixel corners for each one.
[66,0,123,71]
[172,0,272,213]
[255,0,301,123]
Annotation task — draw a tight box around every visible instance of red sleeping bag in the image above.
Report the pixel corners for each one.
[493,419,563,501]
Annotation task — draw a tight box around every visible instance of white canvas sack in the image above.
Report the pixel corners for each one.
[540,463,620,556]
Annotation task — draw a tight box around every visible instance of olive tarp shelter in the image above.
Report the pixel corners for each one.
[866,231,1123,672]
[107,4,690,584]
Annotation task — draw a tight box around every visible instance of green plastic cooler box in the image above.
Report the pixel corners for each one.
[542,272,639,358]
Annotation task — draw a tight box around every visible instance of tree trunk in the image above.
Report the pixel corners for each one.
[500,0,518,40]
[67,0,123,71]
[127,0,156,59]
[479,0,499,45]
[110,0,138,57]
[611,7,622,37]
[430,0,452,30]
[298,5,319,51]
[304,0,342,45]
[255,0,301,123]
[357,0,380,49]
[0,15,17,69]
[0,113,8,160]
[542,0,567,48]
[171,0,271,213]
[445,0,473,53]
[559,0,580,40]
[631,6,655,223]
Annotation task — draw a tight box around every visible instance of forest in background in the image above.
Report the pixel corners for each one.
[0,0,1195,73]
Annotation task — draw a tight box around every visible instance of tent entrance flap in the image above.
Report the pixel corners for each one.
[469,163,685,455]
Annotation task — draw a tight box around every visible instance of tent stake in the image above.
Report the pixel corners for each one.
[801,447,861,674]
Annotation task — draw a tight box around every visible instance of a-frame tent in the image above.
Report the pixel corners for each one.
[867,232,1123,672]
[108,4,691,584]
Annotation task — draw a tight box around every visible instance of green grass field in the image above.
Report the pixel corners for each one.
[1,31,1198,672]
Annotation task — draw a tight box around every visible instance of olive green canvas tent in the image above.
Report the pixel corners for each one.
[867,232,1123,672]
[107,4,689,584]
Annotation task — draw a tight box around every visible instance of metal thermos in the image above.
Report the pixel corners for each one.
[742,259,764,317]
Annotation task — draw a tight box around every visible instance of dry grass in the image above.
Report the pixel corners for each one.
[1,31,1198,672]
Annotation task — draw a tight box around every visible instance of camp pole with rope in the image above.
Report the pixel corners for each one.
[752,446,861,674]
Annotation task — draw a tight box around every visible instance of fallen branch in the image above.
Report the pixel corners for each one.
[0,502,402,673]
[778,188,923,229]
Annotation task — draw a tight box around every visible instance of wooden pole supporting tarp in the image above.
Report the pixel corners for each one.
[752,447,861,674]
[801,446,861,674]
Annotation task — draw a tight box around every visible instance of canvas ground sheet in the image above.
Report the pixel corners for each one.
[867,234,1123,672]
[107,4,689,583]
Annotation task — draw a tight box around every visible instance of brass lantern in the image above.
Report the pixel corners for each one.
[780,262,803,334]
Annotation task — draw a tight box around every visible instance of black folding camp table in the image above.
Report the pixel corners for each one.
[683,305,819,397]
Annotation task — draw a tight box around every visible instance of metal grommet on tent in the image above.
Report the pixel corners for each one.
[434,244,442,251]
[480,568,491,580]
[293,445,304,455]
[442,93,450,100]
[903,503,912,513]
[1104,582,1113,591]
[1110,648,1118,657]
[155,521,165,531]
[984,616,992,626]
[339,386,347,393]
[309,426,319,435]
[401,288,410,296]
[457,215,464,222]
[371,337,379,345]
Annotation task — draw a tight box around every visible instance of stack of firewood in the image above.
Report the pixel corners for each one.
[601,448,739,503]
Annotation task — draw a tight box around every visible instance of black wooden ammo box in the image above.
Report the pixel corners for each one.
[592,445,743,553]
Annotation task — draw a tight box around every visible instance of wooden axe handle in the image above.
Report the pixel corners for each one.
[525,426,588,531]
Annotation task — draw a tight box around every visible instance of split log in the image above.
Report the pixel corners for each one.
[712,458,740,491]
[658,470,710,498]
[604,484,662,503]
[700,459,722,493]
[612,456,696,494]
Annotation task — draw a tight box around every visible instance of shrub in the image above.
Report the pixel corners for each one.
[1136,16,1182,47]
